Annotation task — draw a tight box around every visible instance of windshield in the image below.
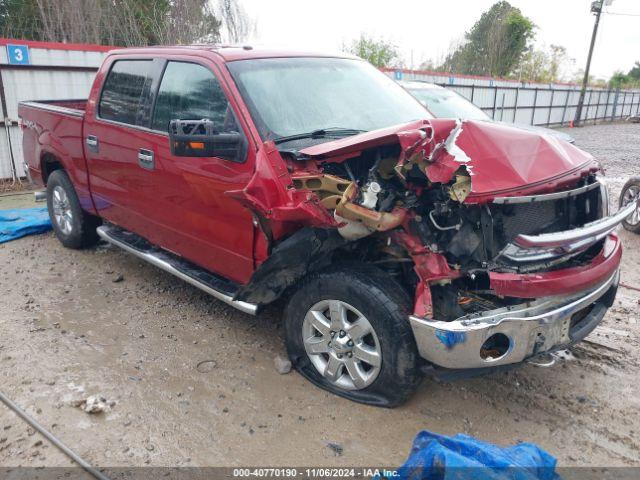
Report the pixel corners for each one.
[227,57,431,141]
[407,87,489,121]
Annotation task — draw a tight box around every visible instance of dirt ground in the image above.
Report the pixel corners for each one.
[1,122,640,469]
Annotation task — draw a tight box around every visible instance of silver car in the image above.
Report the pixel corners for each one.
[400,81,576,144]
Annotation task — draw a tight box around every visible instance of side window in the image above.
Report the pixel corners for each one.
[151,61,239,133]
[99,60,153,125]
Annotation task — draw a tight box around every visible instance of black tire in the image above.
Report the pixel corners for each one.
[619,177,640,233]
[46,169,101,248]
[283,264,422,407]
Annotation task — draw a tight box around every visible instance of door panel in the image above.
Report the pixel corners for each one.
[144,60,256,284]
[85,56,256,284]
[145,131,255,283]
[84,58,160,239]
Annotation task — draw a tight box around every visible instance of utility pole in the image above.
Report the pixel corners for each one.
[574,0,612,126]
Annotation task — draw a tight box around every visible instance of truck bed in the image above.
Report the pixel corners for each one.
[18,98,93,210]
[19,99,87,117]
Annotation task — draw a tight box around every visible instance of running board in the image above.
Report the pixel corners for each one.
[96,225,258,315]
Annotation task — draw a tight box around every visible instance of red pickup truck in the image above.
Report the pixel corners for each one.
[19,46,634,407]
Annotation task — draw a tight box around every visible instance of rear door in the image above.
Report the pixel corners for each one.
[84,57,163,239]
[139,58,257,284]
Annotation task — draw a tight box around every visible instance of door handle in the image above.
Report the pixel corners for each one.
[138,149,155,170]
[86,135,99,152]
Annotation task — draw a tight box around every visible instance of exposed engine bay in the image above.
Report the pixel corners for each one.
[231,118,608,322]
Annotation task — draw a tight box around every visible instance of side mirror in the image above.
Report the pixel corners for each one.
[168,119,245,161]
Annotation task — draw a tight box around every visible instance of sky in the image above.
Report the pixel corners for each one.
[239,0,640,80]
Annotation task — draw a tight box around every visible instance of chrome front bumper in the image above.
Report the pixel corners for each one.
[499,200,637,264]
[409,270,619,369]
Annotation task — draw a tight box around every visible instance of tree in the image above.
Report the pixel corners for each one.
[609,71,629,89]
[345,34,402,68]
[0,0,253,46]
[602,62,640,89]
[628,61,640,81]
[515,44,574,83]
[441,1,535,77]
[0,0,42,40]
[547,45,572,82]
[216,0,254,43]
[517,47,549,82]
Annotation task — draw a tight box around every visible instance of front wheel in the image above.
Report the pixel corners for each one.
[620,177,640,233]
[283,265,422,407]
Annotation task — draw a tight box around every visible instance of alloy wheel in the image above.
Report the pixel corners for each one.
[52,185,74,235]
[302,299,382,390]
[622,185,640,226]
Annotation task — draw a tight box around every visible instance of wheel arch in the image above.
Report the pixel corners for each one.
[40,152,64,184]
[235,227,404,306]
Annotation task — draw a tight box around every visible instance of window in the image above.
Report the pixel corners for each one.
[99,60,153,125]
[227,57,430,141]
[152,62,237,133]
[408,87,489,121]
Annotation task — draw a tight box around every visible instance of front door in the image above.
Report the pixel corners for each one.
[141,59,256,284]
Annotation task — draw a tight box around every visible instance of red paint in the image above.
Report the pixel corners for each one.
[18,46,622,312]
[391,231,461,317]
[82,52,258,283]
[226,141,337,230]
[0,37,115,53]
[490,234,621,298]
[19,103,96,213]
[301,118,599,203]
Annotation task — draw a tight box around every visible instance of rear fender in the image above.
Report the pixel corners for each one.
[37,131,97,214]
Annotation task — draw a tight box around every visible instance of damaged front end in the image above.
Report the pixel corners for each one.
[231,119,632,370]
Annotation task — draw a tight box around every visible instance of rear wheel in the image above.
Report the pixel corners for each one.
[284,265,422,407]
[46,170,100,248]
[620,177,640,233]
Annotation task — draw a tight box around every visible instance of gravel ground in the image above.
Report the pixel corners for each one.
[1,122,640,470]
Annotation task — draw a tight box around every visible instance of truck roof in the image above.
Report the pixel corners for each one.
[108,45,358,62]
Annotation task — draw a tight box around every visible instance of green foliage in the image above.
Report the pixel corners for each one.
[345,34,402,68]
[0,0,222,46]
[628,62,640,81]
[605,62,640,89]
[609,71,629,89]
[0,0,41,40]
[442,1,535,77]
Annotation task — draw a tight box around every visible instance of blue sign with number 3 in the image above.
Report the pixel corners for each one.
[7,44,30,65]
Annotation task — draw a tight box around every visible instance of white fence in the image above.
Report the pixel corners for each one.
[385,67,640,127]
[2,44,640,181]
[0,38,109,182]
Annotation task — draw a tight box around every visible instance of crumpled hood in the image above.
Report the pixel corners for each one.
[495,120,576,144]
[453,120,595,199]
[299,119,597,202]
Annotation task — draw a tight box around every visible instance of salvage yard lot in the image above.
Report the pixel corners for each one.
[1,122,640,468]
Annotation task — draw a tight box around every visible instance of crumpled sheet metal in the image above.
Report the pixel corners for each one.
[300,118,598,203]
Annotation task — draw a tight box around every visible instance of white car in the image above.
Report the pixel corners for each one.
[400,81,576,144]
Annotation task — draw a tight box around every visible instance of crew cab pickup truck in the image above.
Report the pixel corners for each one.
[19,46,635,407]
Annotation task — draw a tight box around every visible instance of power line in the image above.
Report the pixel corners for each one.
[603,10,640,16]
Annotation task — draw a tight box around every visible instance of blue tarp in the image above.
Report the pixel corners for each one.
[395,430,560,480]
[0,207,52,243]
